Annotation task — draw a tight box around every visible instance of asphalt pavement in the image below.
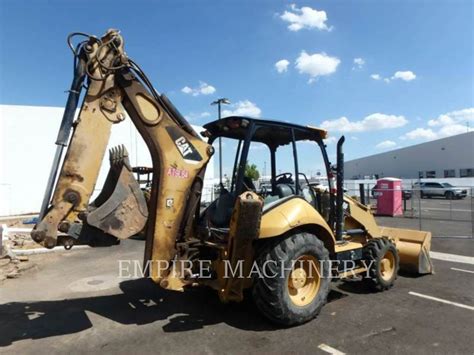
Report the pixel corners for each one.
[0,219,473,354]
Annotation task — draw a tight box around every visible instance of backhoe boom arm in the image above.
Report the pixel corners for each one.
[32,30,213,283]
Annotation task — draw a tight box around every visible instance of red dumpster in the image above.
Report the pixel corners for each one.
[375,178,402,216]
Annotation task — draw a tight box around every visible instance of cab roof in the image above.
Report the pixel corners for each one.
[202,116,328,147]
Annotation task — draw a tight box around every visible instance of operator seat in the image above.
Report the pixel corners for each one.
[275,184,294,198]
[207,179,257,227]
[207,190,235,227]
[301,185,316,206]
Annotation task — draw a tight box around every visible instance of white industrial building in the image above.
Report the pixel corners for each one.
[0,105,215,216]
[345,132,474,181]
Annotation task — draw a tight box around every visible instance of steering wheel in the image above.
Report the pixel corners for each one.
[275,172,293,184]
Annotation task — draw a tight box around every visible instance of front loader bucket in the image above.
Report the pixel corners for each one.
[379,227,433,274]
[87,145,148,239]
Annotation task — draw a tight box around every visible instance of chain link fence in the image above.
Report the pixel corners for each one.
[345,183,474,236]
[200,179,473,237]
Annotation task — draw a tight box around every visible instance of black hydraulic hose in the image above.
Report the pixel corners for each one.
[38,51,87,220]
[56,55,87,145]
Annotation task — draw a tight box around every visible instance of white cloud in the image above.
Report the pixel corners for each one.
[200,84,216,95]
[376,140,397,149]
[402,107,474,141]
[353,57,365,70]
[181,86,193,94]
[184,111,211,121]
[371,70,416,83]
[427,114,454,127]
[275,59,290,73]
[280,4,331,32]
[295,51,340,83]
[391,70,416,81]
[428,108,474,127]
[437,124,471,137]
[400,128,437,141]
[320,113,408,133]
[401,124,472,141]
[222,100,262,118]
[181,81,216,96]
[323,137,337,144]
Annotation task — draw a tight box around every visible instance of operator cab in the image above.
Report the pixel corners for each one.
[200,116,334,229]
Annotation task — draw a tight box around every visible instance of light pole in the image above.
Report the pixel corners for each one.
[211,98,230,187]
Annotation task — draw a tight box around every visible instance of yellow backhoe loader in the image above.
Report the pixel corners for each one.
[32,30,432,326]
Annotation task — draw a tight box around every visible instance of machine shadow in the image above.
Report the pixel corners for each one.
[335,272,426,294]
[0,278,347,346]
[335,279,375,294]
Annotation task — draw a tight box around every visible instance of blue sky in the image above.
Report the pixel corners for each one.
[0,0,473,176]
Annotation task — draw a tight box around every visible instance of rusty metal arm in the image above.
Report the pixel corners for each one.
[32,31,128,248]
[32,31,213,286]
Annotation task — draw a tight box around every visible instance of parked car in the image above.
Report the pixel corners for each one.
[371,185,412,200]
[414,182,467,200]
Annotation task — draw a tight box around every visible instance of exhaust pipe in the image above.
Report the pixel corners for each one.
[335,136,345,241]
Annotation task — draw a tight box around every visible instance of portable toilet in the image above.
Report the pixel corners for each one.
[375,178,402,216]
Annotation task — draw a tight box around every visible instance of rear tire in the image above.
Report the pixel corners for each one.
[252,232,330,326]
[445,191,454,200]
[363,238,399,291]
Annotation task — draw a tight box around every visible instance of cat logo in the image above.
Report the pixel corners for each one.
[175,136,193,157]
[166,126,203,163]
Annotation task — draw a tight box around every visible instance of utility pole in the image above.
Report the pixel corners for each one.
[211,98,230,187]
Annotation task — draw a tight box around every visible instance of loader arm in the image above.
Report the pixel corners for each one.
[32,30,212,282]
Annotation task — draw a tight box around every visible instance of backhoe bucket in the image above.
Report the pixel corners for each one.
[379,227,433,274]
[87,145,148,239]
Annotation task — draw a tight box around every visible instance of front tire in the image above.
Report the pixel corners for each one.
[363,238,399,291]
[252,232,331,326]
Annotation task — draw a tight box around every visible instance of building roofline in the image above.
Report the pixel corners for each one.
[347,131,474,163]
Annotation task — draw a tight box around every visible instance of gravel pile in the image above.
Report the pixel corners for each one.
[1,230,37,282]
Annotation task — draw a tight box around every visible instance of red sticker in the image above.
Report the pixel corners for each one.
[167,167,189,179]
